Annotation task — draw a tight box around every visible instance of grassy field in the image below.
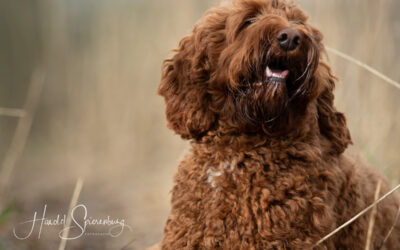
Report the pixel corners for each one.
[0,0,399,249]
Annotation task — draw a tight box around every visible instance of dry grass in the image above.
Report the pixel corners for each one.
[365,180,381,250]
[0,0,398,249]
[58,177,84,250]
[314,183,400,248]
[378,206,400,249]
[0,69,45,207]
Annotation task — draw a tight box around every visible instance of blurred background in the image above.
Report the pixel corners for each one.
[0,0,399,249]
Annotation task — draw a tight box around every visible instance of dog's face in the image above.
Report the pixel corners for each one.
[215,0,323,130]
[159,0,350,152]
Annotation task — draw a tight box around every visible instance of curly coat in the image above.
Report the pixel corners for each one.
[158,0,400,249]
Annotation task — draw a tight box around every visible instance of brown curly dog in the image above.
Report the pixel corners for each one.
[157,0,400,249]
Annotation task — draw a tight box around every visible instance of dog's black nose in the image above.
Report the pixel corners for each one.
[276,28,301,51]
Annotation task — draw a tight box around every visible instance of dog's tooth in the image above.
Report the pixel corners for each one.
[272,73,283,78]
[266,67,272,77]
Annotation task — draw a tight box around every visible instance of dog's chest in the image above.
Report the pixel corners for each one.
[193,155,335,234]
[169,148,341,249]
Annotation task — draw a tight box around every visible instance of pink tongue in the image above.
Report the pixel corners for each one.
[271,69,289,77]
[266,66,290,79]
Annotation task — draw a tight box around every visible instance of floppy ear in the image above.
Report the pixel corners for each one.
[158,19,225,139]
[316,62,352,154]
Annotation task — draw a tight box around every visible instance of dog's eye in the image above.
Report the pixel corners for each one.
[239,17,257,32]
[244,18,257,26]
[238,16,258,33]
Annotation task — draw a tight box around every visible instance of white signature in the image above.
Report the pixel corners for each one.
[13,204,132,240]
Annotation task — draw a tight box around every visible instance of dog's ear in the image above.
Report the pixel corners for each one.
[315,62,352,154]
[158,11,227,140]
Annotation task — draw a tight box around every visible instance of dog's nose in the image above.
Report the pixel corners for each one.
[276,28,301,51]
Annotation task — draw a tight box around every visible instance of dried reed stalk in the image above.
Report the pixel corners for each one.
[58,177,84,250]
[365,180,382,250]
[314,184,400,247]
[326,47,400,90]
[0,69,45,206]
[377,206,400,250]
[0,108,26,118]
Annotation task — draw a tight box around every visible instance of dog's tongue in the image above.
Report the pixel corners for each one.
[266,66,289,79]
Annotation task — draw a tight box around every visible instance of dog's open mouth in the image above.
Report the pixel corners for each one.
[254,64,290,87]
[252,58,293,87]
[265,66,289,83]
[249,53,310,91]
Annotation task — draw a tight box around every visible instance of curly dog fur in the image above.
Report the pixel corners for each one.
[158,0,400,249]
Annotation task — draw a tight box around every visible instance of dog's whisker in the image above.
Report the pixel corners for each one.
[296,46,315,82]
